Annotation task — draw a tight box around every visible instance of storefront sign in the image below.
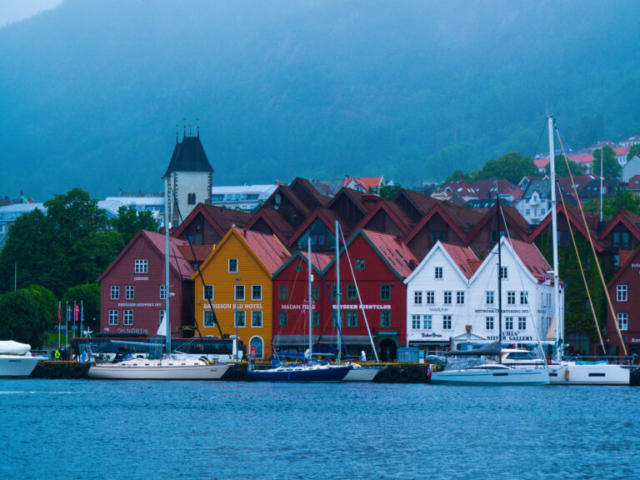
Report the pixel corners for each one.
[487,331,534,341]
[420,332,444,339]
[117,302,162,308]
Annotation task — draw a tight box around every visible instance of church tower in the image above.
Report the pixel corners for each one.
[163,131,213,227]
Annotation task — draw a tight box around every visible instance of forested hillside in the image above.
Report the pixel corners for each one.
[1,0,639,199]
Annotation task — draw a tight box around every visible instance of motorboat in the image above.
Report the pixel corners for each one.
[431,360,550,386]
[0,341,45,378]
[548,361,630,386]
[246,359,351,382]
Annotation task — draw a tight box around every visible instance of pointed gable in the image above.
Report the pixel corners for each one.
[326,187,372,229]
[172,203,252,245]
[359,229,417,279]
[289,177,331,210]
[509,239,552,282]
[240,229,291,274]
[163,135,213,177]
[599,209,640,244]
[356,199,413,237]
[529,203,606,252]
[441,243,480,279]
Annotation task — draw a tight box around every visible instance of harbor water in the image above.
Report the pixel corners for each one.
[1,380,639,480]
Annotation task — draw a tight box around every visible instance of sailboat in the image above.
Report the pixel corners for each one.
[88,178,231,381]
[431,198,550,385]
[544,116,630,386]
[246,238,351,382]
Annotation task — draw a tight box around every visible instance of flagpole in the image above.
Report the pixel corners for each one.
[73,300,77,340]
[81,301,84,339]
[58,301,61,349]
[65,302,69,348]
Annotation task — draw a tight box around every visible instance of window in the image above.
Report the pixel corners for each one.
[486,317,494,330]
[123,310,133,326]
[355,258,366,270]
[518,317,526,330]
[444,291,452,304]
[252,285,262,301]
[278,311,288,327]
[486,291,494,305]
[456,291,465,305]
[134,259,148,274]
[500,267,508,279]
[414,291,423,305]
[204,285,214,301]
[423,315,432,329]
[110,285,120,300]
[443,315,452,330]
[505,317,514,330]
[159,310,166,326]
[613,232,620,248]
[541,208,546,215]
[228,258,238,273]
[295,264,303,272]
[188,193,196,205]
[380,285,391,301]
[430,231,445,244]
[311,285,320,301]
[346,311,358,328]
[617,285,628,302]
[125,285,134,300]
[622,232,630,249]
[435,267,443,279]
[507,291,516,305]
[347,284,358,301]
[108,310,118,325]
[279,285,289,301]
[235,285,245,301]
[426,291,435,304]
[412,315,421,329]
[617,313,628,331]
[311,312,320,327]
[234,311,246,328]
[204,311,215,328]
[251,311,263,328]
[160,285,167,300]
[525,209,530,215]
[380,311,392,328]
[331,285,342,301]
[520,291,528,305]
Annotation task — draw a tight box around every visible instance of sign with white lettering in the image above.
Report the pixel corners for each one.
[487,331,534,341]
[117,302,162,308]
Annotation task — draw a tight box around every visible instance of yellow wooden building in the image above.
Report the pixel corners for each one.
[192,227,290,358]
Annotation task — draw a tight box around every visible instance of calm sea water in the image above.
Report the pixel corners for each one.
[0,380,638,480]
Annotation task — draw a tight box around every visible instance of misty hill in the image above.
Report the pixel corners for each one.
[1,0,640,200]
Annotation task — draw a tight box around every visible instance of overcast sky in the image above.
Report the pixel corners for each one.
[0,0,63,28]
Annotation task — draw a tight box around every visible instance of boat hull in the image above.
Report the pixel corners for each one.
[88,361,230,380]
[0,355,41,378]
[342,366,382,382]
[431,368,550,385]
[247,365,351,382]
[549,363,630,385]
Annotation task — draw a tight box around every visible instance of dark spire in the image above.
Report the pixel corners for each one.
[163,133,214,179]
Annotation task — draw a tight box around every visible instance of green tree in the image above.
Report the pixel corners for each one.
[476,151,538,184]
[584,188,640,220]
[108,205,159,245]
[592,146,621,178]
[627,144,640,161]
[61,283,101,332]
[0,285,57,347]
[374,183,404,200]
[545,155,584,176]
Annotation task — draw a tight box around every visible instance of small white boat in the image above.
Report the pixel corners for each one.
[549,362,630,386]
[0,341,45,378]
[87,356,230,380]
[342,363,383,382]
[431,361,550,385]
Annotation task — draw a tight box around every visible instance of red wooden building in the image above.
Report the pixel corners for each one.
[97,230,210,337]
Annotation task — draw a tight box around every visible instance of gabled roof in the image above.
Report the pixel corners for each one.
[599,209,640,242]
[274,250,334,278]
[404,241,477,284]
[245,208,297,241]
[606,247,640,289]
[354,199,413,236]
[171,203,253,240]
[177,244,214,264]
[466,203,532,244]
[310,179,344,196]
[196,228,291,279]
[163,135,213,178]
[326,187,371,214]
[436,178,477,198]
[404,200,484,245]
[393,189,440,217]
[289,177,331,207]
[627,175,640,189]
[97,231,194,282]
[469,179,523,201]
[344,176,384,191]
[286,208,349,249]
[529,203,606,252]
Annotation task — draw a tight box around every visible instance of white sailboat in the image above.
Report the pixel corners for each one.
[545,115,630,386]
[431,198,550,386]
[0,341,45,378]
[88,178,231,381]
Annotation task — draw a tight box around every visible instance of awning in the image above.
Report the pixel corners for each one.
[272,335,373,346]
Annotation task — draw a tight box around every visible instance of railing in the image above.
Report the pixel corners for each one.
[563,355,637,366]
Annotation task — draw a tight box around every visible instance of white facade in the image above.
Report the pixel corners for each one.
[405,239,562,353]
[210,184,277,212]
[515,189,551,225]
[167,171,211,227]
[404,242,474,351]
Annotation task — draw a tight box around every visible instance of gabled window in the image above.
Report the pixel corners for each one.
[617,285,628,302]
[228,258,238,273]
[500,267,508,279]
[134,259,148,274]
[355,258,366,270]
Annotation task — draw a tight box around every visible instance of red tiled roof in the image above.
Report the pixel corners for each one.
[300,251,334,271]
[469,179,524,201]
[509,239,551,282]
[619,250,635,269]
[144,231,195,279]
[239,229,291,274]
[344,176,384,191]
[441,243,478,279]
[396,189,440,216]
[177,244,214,263]
[361,229,417,278]
[199,204,253,231]
[567,154,593,164]
[292,178,331,207]
[614,146,630,156]
[535,158,550,168]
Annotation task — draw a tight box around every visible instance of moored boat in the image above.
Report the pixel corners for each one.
[87,357,230,380]
[0,341,45,378]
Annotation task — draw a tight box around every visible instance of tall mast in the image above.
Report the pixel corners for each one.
[600,147,604,222]
[336,220,341,363]
[165,177,171,356]
[308,237,313,357]
[496,194,503,362]
[548,115,562,361]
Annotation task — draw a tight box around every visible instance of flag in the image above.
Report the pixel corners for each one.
[427,364,433,379]
[66,303,71,322]
[74,304,80,322]
[57,302,61,324]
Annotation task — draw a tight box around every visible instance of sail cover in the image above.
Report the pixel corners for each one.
[0,341,31,355]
